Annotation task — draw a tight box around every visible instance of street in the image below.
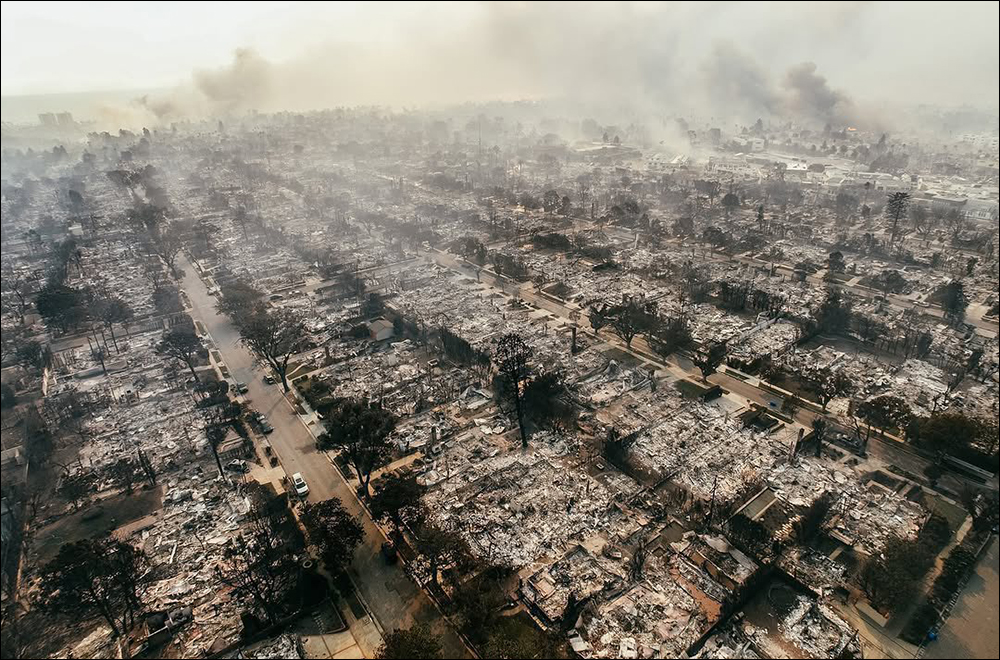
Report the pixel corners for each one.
[925,537,999,660]
[180,256,470,658]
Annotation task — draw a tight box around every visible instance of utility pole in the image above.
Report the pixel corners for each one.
[706,473,720,529]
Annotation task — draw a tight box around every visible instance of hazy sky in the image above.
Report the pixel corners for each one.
[0,1,470,95]
[2,1,998,118]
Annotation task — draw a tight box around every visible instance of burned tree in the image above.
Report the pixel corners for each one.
[492,332,533,448]
[0,264,34,324]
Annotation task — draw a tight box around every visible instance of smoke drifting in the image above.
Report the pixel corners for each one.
[192,48,272,115]
[783,62,855,126]
[84,1,995,131]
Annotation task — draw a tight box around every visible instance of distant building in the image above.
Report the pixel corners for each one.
[708,155,761,181]
[959,133,999,152]
[963,198,999,222]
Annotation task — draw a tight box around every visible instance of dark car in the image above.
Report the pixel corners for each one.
[380,542,398,564]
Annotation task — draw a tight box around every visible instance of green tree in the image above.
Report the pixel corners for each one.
[938,279,968,326]
[794,492,834,543]
[918,412,980,463]
[811,416,828,458]
[859,539,921,615]
[318,399,395,497]
[721,192,740,218]
[216,278,264,321]
[414,521,470,593]
[37,538,150,637]
[815,287,852,335]
[35,282,86,332]
[693,342,727,381]
[156,327,203,381]
[94,296,133,353]
[605,298,657,347]
[827,250,846,273]
[804,367,854,411]
[376,624,442,659]
[857,395,911,446]
[215,484,299,625]
[16,340,50,372]
[302,499,363,575]
[646,314,692,358]
[885,191,911,244]
[370,473,426,537]
[522,372,575,429]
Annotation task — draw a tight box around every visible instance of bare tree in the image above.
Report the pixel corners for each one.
[493,333,533,448]
[236,307,308,392]
[156,327,203,381]
[93,296,133,353]
[0,264,34,324]
[885,192,910,245]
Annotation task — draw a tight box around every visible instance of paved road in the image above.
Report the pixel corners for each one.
[180,256,471,658]
[924,537,999,660]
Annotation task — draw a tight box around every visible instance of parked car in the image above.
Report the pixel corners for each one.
[249,412,274,434]
[226,459,250,473]
[235,382,249,394]
[291,472,309,497]
[263,375,276,384]
[380,541,398,564]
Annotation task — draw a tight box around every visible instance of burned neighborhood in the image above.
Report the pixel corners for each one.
[1,2,998,659]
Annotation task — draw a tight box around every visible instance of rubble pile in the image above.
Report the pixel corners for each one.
[768,460,926,552]
[423,441,637,568]
[775,597,861,659]
[632,399,794,502]
[137,478,256,657]
[580,551,721,659]
[729,320,801,366]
